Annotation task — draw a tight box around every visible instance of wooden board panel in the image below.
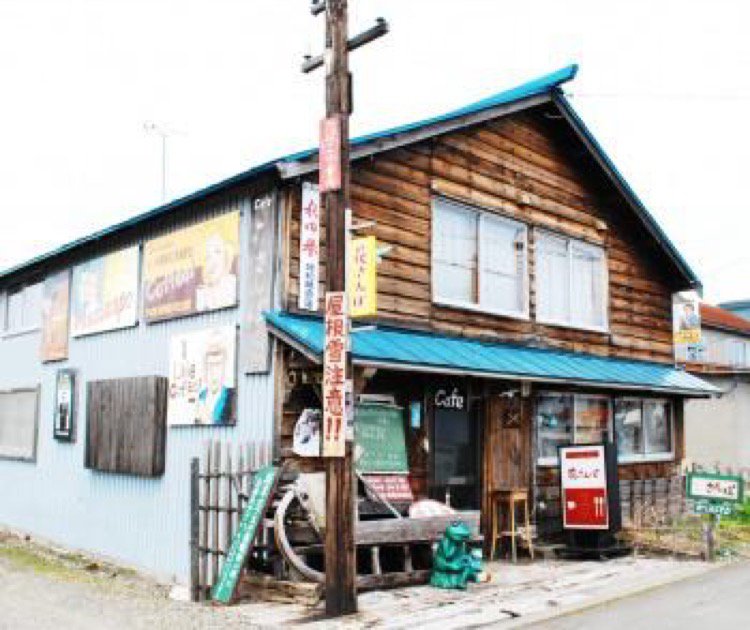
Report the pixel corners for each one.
[85,376,168,477]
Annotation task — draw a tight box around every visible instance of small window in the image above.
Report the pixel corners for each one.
[432,198,527,317]
[535,231,607,331]
[614,399,673,461]
[0,388,40,461]
[4,283,42,334]
[536,393,611,464]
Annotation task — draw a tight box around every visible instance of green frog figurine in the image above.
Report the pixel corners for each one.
[430,520,482,589]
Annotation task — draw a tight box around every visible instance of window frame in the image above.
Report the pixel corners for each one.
[614,397,675,464]
[536,392,613,466]
[534,228,609,334]
[431,197,529,320]
[0,386,40,463]
[3,282,43,338]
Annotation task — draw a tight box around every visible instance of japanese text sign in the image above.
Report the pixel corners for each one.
[319,116,342,192]
[348,236,377,318]
[298,183,321,312]
[687,472,744,507]
[560,445,609,530]
[323,292,348,457]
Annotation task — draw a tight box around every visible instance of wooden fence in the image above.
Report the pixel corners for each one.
[190,440,273,602]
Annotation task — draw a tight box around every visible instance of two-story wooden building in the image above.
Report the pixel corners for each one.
[0,65,716,582]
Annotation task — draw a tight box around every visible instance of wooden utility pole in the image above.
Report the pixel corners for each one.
[302,0,387,617]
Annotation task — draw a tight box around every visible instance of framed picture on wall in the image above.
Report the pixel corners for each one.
[53,369,76,441]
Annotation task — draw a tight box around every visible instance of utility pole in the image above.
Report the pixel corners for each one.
[302,0,388,617]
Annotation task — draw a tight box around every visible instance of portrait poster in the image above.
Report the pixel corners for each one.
[53,369,76,442]
[70,246,139,337]
[143,212,240,322]
[673,292,703,362]
[40,271,70,362]
[167,325,237,426]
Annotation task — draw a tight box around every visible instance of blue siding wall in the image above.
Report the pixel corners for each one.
[0,195,277,582]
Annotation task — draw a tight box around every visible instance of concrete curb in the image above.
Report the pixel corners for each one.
[494,561,727,628]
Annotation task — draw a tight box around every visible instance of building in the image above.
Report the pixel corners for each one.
[0,65,716,583]
[684,304,750,472]
[719,299,750,321]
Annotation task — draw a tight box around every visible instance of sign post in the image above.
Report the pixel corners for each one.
[686,471,744,561]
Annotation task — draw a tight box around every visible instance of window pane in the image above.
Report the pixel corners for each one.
[571,243,605,328]
[480,214,526,313]
[23,283,42,329]
[6,290,24,331]
[615,399,643,457]
[537,394,573,460]
[575,396,609,444]
[644,401,671,454]
[535,233,569,322]
[0,389,38,460]
[433,201,477,303]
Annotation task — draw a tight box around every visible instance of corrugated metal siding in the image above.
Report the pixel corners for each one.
[0,194,276,582]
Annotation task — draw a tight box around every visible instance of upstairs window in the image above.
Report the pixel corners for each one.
[535,231,607,331]
[4,283,42,335]
[432,198,527,317]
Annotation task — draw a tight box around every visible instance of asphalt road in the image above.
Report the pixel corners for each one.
[524,560,750,630]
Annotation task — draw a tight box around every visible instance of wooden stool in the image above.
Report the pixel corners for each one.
[489,488,534,563]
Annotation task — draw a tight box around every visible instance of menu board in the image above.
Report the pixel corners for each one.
[355,404,408,474]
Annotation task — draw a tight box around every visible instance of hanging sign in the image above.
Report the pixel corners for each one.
[323,292,347,457]
[298,183,321,311]
[559,444,609,530]
[349,236,378,318]
[687,472,744,516]
[319,116,342,192]
[212,465,279,604]
[434,386,465,411]
[673,293,703,362]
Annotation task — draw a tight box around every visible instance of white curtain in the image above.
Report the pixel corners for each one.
[536,232,569,322]
[479,214,526,314]
[570,243,605,328]
[433,201,477,303]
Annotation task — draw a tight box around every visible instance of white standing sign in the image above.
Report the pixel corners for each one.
[560,445,609,530]
[298,182,321,311]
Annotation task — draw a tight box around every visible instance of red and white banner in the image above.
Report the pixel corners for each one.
[364,474,414,504]
[560,445,609,530]
[298,183,320,312]
[323,292,347,457]
[319,116,342,192]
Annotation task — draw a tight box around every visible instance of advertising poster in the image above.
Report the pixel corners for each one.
[298,182,320,312]
[143,212,240,322]
[349,235,377,318]
[167,325,237,426]
[40,271,70,362]
[70,246,139,337]
[53,369,76,441]
[673,292,703,362]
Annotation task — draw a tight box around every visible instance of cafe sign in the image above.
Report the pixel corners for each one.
[687,472,744,516]
[434,387,465,410]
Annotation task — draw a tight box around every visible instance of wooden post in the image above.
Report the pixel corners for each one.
[190,457,200,602]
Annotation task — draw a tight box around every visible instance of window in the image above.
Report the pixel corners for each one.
[614,399,673,461]
[4,283,42,334]
[0,388,39,461]
[535,231,607,331]
[536,393,610,464]
[432,198,527,317]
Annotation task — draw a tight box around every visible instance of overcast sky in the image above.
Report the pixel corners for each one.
[1,0,748,303]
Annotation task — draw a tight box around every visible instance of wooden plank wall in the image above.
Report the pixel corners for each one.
[285,107,678,363]
[85,376,168,477]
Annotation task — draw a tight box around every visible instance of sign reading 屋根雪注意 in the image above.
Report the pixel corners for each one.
[322,292,347,457]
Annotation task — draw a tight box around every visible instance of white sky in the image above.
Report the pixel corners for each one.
[0,0,748,303]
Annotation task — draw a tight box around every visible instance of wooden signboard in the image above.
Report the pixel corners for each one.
[212,465,280,604]
[355,404,408,474]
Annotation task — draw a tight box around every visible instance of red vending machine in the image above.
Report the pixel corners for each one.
[558,443,623,556]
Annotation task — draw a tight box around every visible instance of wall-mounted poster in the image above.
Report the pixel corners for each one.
[40,271,70,362]
[71,246,139,337]
[143,212,240,322]
[53,369,76,441]
[167,326,237,426]
[673,292,703,362]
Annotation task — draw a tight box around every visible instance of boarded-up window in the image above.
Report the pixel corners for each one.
[0,388,40,461]
[85,376,168,477]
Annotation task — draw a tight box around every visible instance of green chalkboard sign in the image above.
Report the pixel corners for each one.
[355,404,408,473]
[212,465,279,604]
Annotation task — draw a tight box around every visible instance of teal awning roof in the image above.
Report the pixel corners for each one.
[266,311,718,397]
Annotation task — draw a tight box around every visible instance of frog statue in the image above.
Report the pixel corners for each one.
[429,520,483,590]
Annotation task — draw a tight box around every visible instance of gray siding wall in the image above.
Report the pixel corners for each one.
[0,193,278,582]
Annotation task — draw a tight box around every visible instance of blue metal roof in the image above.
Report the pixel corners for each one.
[266,311,718,397]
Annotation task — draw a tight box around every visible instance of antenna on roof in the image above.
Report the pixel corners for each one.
[143,122,181,202]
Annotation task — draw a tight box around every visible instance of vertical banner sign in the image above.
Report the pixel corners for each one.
[298,183,321,311]
[319,115,342,192]
[673,292,703,362]
[323,292,347,457]
[41,270,71,362]
[243,193,277,373]
[349,236,378,318]
[559,445,609,530]
[212,465,279,604]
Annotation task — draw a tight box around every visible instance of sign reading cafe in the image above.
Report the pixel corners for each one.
[434,387,465,410]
